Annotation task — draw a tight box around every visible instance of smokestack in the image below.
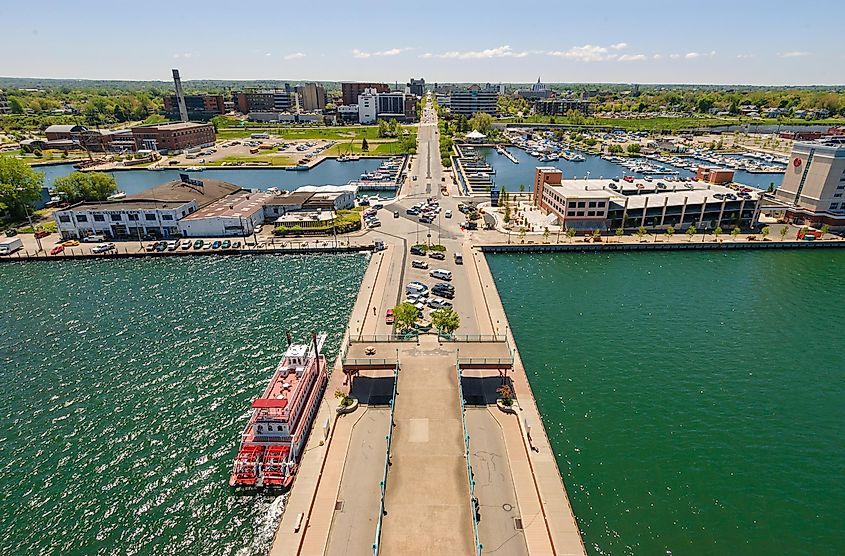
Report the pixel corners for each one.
[172,68,189,122]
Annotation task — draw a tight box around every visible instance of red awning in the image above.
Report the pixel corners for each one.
[252,398,289,409]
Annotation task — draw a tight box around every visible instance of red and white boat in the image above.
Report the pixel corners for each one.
[229,333,328,489]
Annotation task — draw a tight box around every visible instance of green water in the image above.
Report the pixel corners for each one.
[487,251,845,556]
[0,254,367,555]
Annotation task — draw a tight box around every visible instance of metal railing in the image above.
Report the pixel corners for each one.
[441,334,508,343]
[351,334,418,343]
[456,351,483,555]
[372,363,399,555]
[456,357,514,367]
[341,357,399,368]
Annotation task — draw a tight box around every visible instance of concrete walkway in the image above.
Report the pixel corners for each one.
[380,336,475,555]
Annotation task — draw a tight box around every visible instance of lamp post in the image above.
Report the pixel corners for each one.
[17,188,42,252]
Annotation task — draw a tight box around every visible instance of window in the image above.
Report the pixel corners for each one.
[834,193,843,198]
[111,214,121,221]
[76,215,87,222]
[830,203,839,210]
[145,214,157,221]
[597,201,606,207]
[576,211,585,217]
[93,214,105,222]
[577,201,586,208]
[59,215,71,223]
[161,215,173,221]
[128,214,139,221]
[567,211,576,216]
[587,211,596,217]
[588,201,597,208]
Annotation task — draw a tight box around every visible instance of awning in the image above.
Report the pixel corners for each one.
[252,398,288,409]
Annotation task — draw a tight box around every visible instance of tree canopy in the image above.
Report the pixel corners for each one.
[468,112,494,135]
[392,302,419,332]
[431,307,460,336]
[53,171,117,204]
[0,156,44,220]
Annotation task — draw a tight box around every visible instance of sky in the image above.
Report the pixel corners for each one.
[1,0,842,85]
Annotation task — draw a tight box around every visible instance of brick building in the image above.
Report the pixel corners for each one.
[163,94,225,120]
[130,122,215,152]
[341,82,389,106]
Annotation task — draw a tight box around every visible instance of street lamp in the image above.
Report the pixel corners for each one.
[16,188,42,252]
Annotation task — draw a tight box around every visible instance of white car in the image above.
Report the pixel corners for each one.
[202,241,212,250]
[254,225,263,235]
[444,210,452,219]
[92,242,115,254]
[411,259,429,269]
[181,240,193,250]
[82,235,105,243]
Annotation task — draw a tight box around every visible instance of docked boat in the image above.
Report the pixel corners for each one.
[229,333,328,490]
[107,191,127,200]
[186,166,204,172]
[286,165,310,171]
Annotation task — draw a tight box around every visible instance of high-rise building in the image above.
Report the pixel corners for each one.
[341,82,389,105]
[408,78,425,97]
[163,95,225,120]
[296,83,326,111]
[233,90,293,114]
[449,84,499,117]
[775,137,845,228]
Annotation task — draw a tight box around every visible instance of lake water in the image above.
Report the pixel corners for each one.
[487,250,845,556]
[475,147,783,192]
[0,254,368,555]
[36,159,387,196]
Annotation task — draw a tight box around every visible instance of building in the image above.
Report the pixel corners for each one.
[247,112,323,124]
[296,83,326,111]
[517,78,552,101]
[234,91,273,113]
[465,130,487,144]
[130,122,215,152]
[43,125,135,152]
[449,84,499,117]
[533,98,592,116]
[341,82,389,106]
[337,104,360,123]
[408,78,425,97]
[163,94,225,120]
[533,168,761,232]
[0,91,10,114]
[178,190,271,237]
[358,89,378,124]
[696,166,735,184]
[295,185,356,210]
[54,177,242,239]
[774,137,845,228]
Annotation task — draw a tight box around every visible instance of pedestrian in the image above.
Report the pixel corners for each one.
[373,306,376,316]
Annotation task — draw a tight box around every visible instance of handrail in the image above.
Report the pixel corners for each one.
[351,334,418,343]
[457,357,514,366]
[441,334,508,343]
[372,363,399,555]
[341,358,399,367]
[456,353,483,555]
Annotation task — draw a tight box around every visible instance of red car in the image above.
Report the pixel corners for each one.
[35,230,50,239]
[623,175,634,183]
[385,309,394,325]
[50,245,64,255]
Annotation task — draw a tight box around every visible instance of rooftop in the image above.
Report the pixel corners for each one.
[547,179,762,209]
[131,121,212,131]
[265,191,315,206]
[182,191,272,221]
[125,178,242,208]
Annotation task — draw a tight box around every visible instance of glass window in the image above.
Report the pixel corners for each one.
[588,201,597,208]
[577,201,586,208]
[76,215,87,222]
[59,215,71,223]
[567,211,576,216]
[830,203,839,210]
[576,211,585,216]
[161,215,173,221]
[145,214,157,221]
[93,214,105,222]
[110,214,121,221]
[588,211,596,217]
[128,214,139,221]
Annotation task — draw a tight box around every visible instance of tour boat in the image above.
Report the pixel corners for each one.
[229,333,328,490]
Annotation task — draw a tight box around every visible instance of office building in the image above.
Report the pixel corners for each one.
[358,89,378,124]
[130,122,215,152]
[296,83,326,111]
[449,84,499,117]
[408,78,425,97]
[0,91,10,114]
[775,137,845,228]
[534,168,761,232]
[533,98,592,116]
[163,94,225,120]
[341,82,389,105]
[233,90,294,114]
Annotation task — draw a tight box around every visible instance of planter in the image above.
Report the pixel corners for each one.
[336,398,359,415]
[496,398,516,414]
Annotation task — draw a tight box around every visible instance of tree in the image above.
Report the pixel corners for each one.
[686,225,697,240]
[392,302,419,332]
[820,224,830,239]
[543,227,550,243]
[761,226,770,240]
[431,307,460,336]
[468,112,494,135]
[565,227,576,243]
[731,226,741,240]
[666,225,675,241]
[608,144,624,154]
[635,225,646,242]
[361,138,369,152]
[714,226,723,240]
[0,156,44,220]
[518,227,526,243]
[503,204,511,224]
[519,183,525,193]
[54,171,117,204]
[615,227,624,241]
[592,229,601,242]
[779,226,789,241]
[377,119,389,138]
[767,182,776,193]
[626,144,642,154]
[9,97,25,114]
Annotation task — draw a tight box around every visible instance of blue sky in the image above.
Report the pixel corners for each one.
[1,0,841,85]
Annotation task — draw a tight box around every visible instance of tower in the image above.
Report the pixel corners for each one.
[171,69,189,122]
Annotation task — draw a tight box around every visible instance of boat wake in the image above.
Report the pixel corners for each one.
[236,494,287,556]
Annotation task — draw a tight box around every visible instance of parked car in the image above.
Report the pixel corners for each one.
[146,243,157,252]
[50,245,65,255]
[428,251,445,260]
[221,239,231,249]
[394,211,400,218]
[92,243,115,254]
[211,240,222,249]
[232,241,242,249]
[410,246,425,256]
[444,210,452,218]
[411,259,429,269]
[166,240,179,251]
[62,239,80,247]
[34,230,51,239]
[193,239,203,249]
[385,309,395,324]
[181,240,193,250]
[82,235,105,243]
[154,242,167,252]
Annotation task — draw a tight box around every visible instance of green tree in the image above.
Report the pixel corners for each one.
[779,226,789,241]
[626,144,642,154]
[9,97,25,114]
[761,226,770,240]
[503,203,511,224]
[565,227,576,243]
[468,112,494,135]
[820,224,830,239]
[431,307,461,336]
[54,171,117,203]
[392,302,419,332]
[519,183,525,193]
[731,226,741,240]
[635,225,647,241]
[615,227,624,241]
[686,225,697,240]
[666,225,675,241]
[714,226,723,240]
[518,226,526,243]
[543,227,550,243]
[0,156,45,219]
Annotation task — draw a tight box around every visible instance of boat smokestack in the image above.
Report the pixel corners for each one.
[172,68,189,123]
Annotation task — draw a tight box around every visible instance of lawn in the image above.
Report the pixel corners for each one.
[216,125,415,141]
[206,155,297,167]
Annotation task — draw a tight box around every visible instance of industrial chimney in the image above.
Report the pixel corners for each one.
[171,69,189,122]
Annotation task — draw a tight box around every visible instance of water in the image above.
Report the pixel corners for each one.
[487,251,845,556]
[475,147,783,192]
[36,159,387,196]
[0,254,368,555]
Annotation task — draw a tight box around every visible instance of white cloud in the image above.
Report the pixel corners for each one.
[284,52,306,60]
[420,53,433,59]
[736,53,756,59]
[352,47,411,58]
[618,53,646,62]
[172,53,193,59]
[779,51,810,58]
[669,53,681,59]
[547,44,615,62]
[610,42,628,50]
[653,54,663,60]
[434,45,530,60]
[685,50,716,59]
[264,52,272,57]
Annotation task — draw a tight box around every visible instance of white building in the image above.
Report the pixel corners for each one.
[178,191,271,237]
[358,89,378,124]
[294,184,356,210]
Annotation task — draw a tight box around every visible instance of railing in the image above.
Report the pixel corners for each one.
[351,334,418,343]
[456,354,484,555]
[372,363,399,555]
[456,357,514,367]
[341,358,399,368]
[441,334,507,343]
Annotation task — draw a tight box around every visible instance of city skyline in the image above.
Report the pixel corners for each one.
[0,0,841,85]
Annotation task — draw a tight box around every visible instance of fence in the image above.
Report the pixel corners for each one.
[456,351,484,555]
[372,363,399,555]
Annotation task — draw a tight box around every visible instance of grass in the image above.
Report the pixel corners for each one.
[216,125,414,141]
[206,155,297,167]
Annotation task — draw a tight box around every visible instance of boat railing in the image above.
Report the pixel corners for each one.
[372,362,399,556]
[456,356,483,556]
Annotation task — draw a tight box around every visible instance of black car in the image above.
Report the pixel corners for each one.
[410,246,425,256]
[428,251,445,260]
[432,282,455,293]
[432,288,454,299]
